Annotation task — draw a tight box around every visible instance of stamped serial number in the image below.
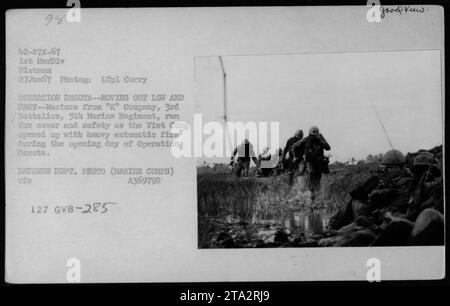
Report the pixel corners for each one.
[31,202,117,215]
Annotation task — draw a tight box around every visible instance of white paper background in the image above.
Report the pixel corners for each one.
[5,6,445,283]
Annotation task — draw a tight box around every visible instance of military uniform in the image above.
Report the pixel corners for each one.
[292,127,330,194]
[362,168,414,222]
[281,130,303,172]
[231,140,258,177]
[327,149,444,247]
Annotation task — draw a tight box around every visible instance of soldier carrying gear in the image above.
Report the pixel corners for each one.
[329,149,413,232]
[327,147,444,247]
[366,150,414,218]
[230,138,259,177]
[292,126,331,196]
[372,150,444,246]
[281,129,304,171]
[377,149,410,188]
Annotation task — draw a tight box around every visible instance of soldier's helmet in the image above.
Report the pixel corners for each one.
[381,149,405,166]
[413,151,435,166]
[308,126,319,136]
[413,151,441,176]
[294,129,303,138]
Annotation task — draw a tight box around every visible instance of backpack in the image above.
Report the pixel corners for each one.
[305,137,330,174]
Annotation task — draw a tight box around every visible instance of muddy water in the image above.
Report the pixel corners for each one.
[204,208,334,248]
[251,208,333,236]
[202,175,336,248]
[251,175,334,237]
[291,209,332,234]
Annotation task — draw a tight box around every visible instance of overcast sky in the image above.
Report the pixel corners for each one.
[195,50,442,163]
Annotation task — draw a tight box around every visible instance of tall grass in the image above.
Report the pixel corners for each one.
[197,162,379,221]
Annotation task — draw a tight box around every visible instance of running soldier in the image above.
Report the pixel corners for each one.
[230,139,259,177]
[281,129,304,171]
[292,126,331,198]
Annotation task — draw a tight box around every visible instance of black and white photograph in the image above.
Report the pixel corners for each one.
[2,3,447,286]
[196,51,444,248]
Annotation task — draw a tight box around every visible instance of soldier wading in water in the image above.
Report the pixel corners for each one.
[280,129,304,185]
[291,126,331,200]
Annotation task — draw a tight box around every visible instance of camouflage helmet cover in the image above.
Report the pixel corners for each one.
[413,151,441,176]
[413,151,437,166]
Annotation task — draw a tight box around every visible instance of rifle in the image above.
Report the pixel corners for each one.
[408,164,432,220]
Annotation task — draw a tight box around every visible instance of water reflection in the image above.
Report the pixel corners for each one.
[250,208,333,236]
[284,209,331,235]
[205,208,335,248]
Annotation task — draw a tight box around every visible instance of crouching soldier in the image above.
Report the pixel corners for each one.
[361,149,414,221]
[230,139,259,178]
[372,151,444,246]
[326,149,444,247]
[324,149,414,246]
